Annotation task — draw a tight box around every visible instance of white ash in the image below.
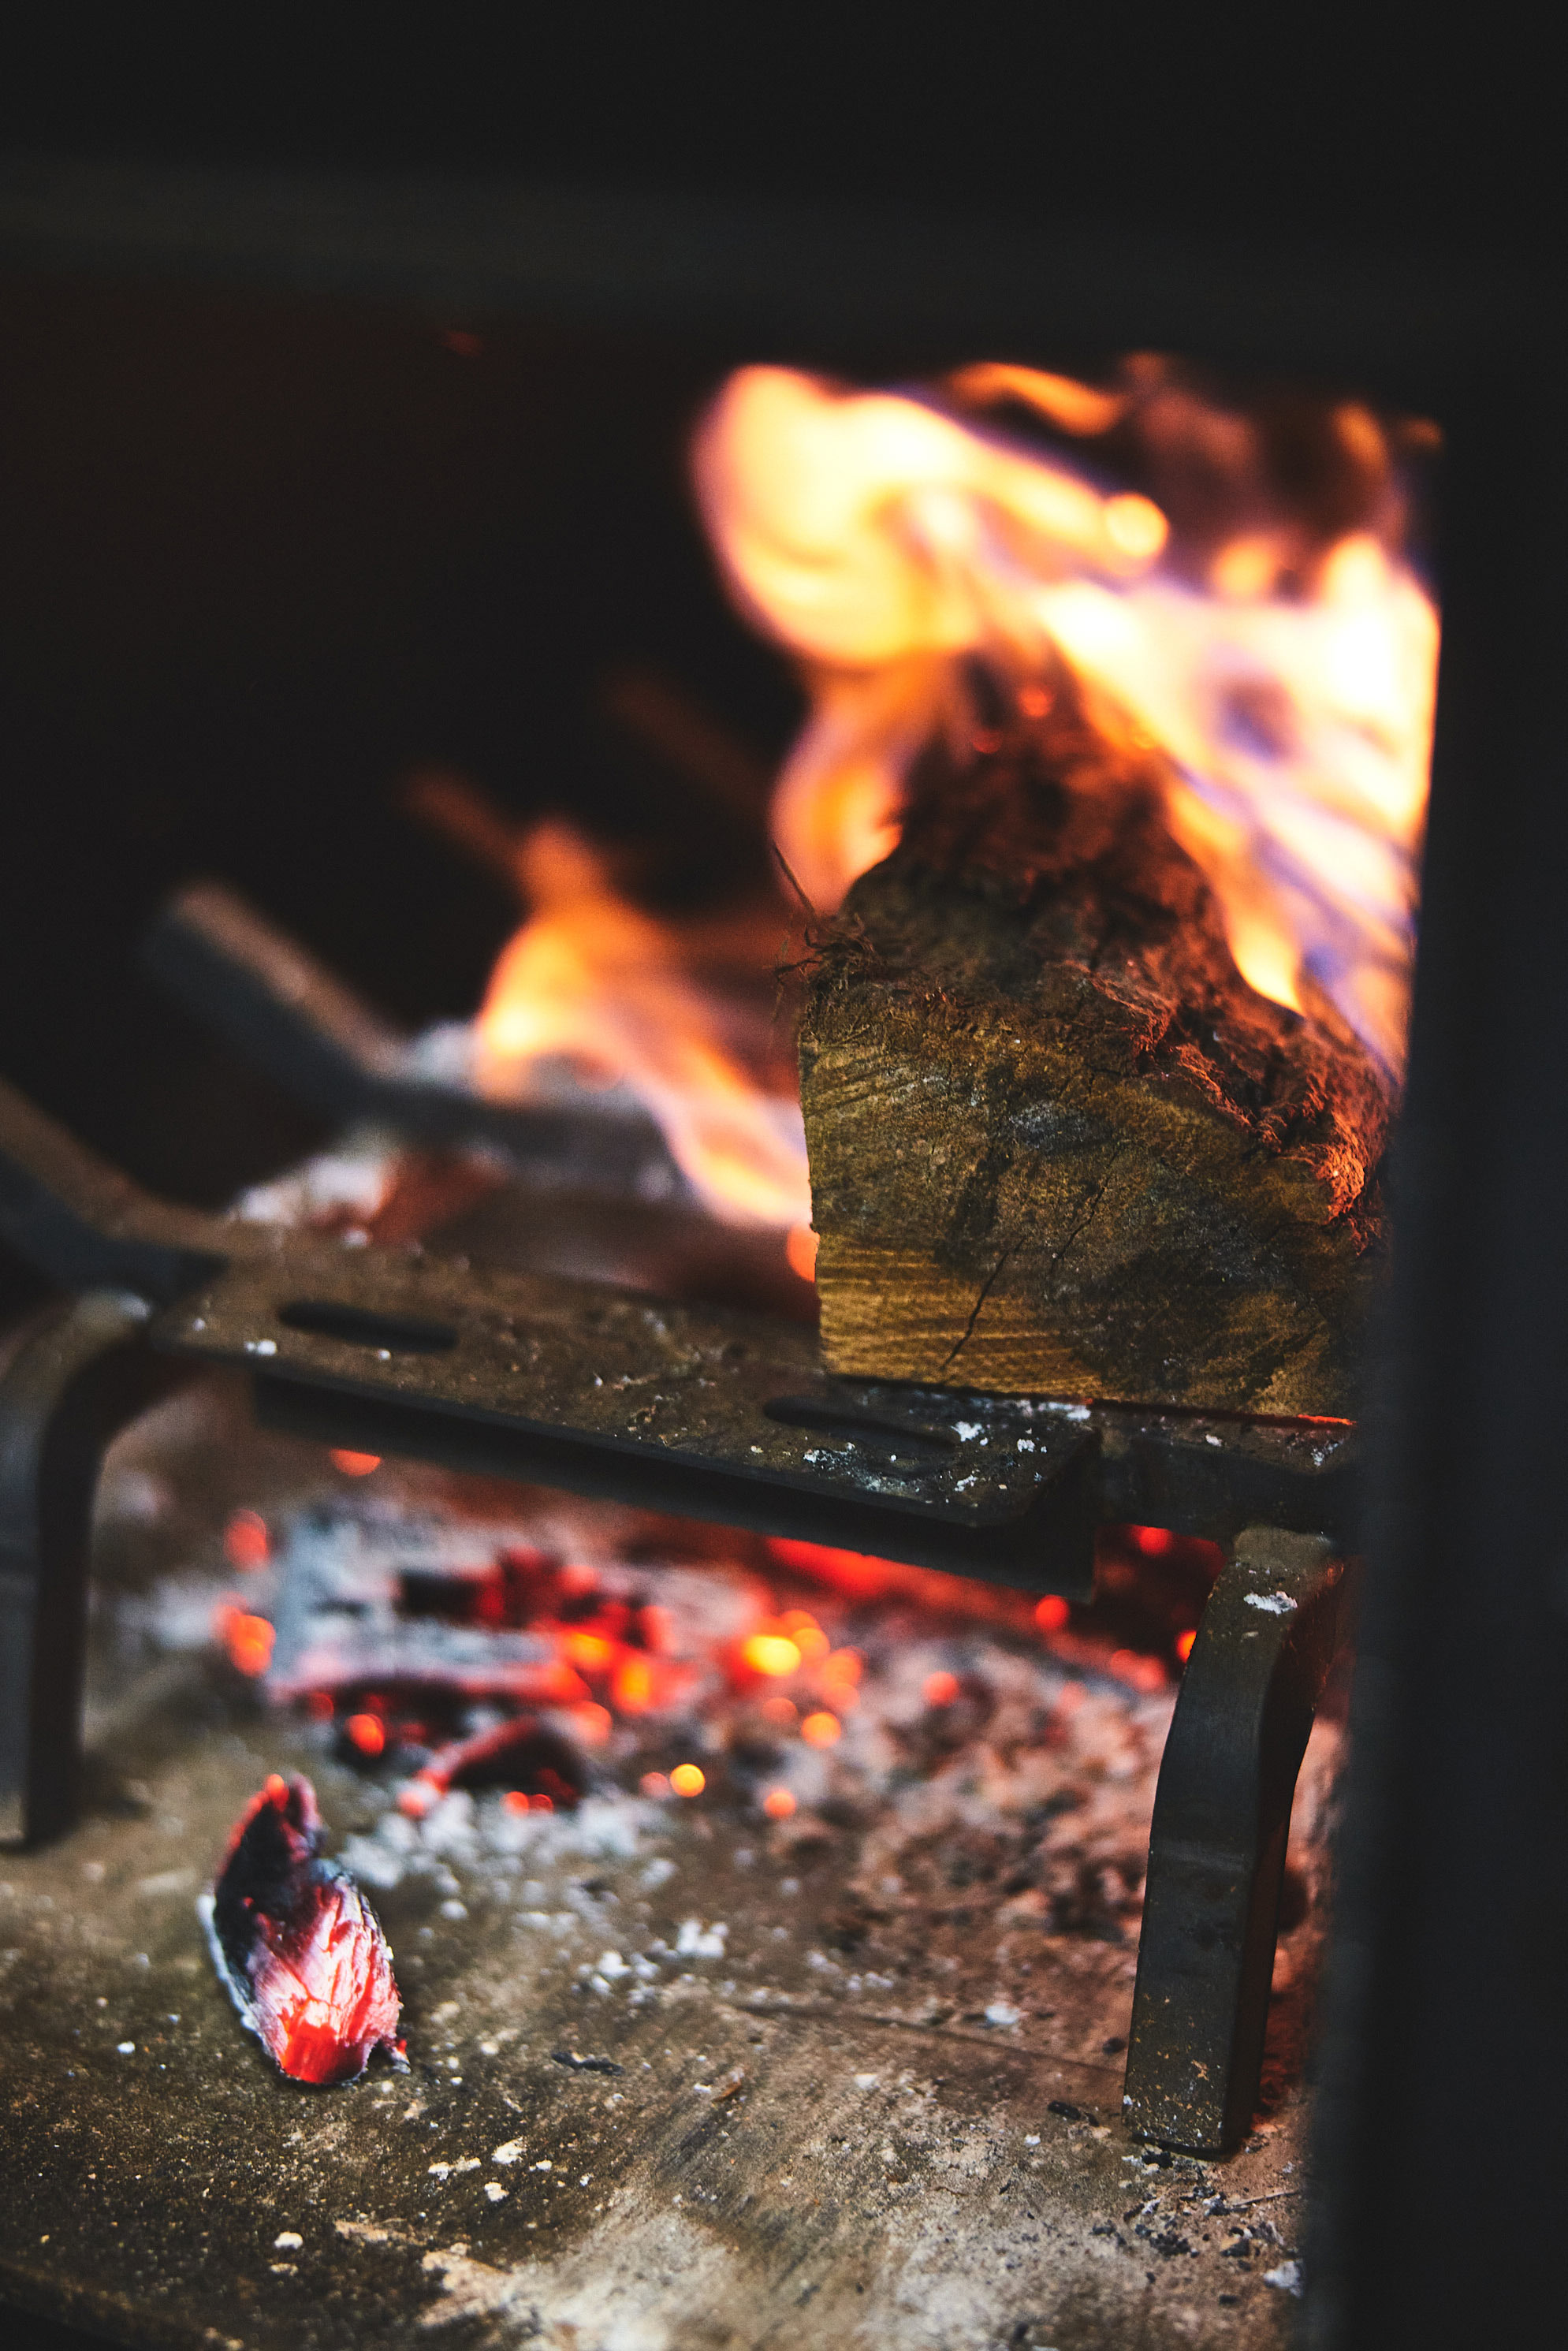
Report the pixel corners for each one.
[232,1131,401,1230]
[340,1791,665,1895]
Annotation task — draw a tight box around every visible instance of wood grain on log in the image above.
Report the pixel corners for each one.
[799,673,1391,1417]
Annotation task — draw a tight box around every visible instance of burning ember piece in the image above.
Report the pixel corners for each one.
[199,1772,404,2085]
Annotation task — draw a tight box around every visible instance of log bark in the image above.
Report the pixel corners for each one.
[798,675,1391,1417]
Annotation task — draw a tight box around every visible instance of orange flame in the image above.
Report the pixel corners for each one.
[473,822,809,1228]
[695,366,1437,1079]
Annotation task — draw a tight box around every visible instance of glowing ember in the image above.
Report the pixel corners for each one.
[612,1655,656,1713]
[200,1773,403,2085]
[695,363,1437,1079]
[345,1713,386,1757]
[742,1632,803,1678]
[473,822,809,1228]
[218,1605,275,1677]
[223,1510,270,1571]
[778,1610,829,1663]
[1109,1649,1170,1694]
[922,1670,961,1708]
[330,1450,381,1477]
[1034,1595,1071,1635]
[670,1764,706,1798]
[800,1710,841,1747]
[563,1630,616,1673]
[762,1787,797,1820]
[1175,1630,1197,1664]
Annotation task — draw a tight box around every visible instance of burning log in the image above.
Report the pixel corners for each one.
[799,673,1392,1416]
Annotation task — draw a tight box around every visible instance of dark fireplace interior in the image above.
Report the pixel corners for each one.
[2,112,1566,2351]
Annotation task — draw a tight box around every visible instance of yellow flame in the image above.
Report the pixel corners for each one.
[474,824,809,1228]
[695,367,1436,1078]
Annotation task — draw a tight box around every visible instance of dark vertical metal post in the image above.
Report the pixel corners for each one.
[1309,384,1568,2343]
[0,1291,170,1846]
[1125,1528,1346,2152]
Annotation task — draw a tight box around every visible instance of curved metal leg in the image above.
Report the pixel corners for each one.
[0,1292,185,1846]
[1123,1525,1350,2153]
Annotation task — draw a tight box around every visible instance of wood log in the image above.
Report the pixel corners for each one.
[798,671,1391,1417]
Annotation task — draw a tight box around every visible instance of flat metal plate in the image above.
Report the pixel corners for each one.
[151,1246,1103,1593]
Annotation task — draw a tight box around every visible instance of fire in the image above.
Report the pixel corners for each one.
[473,822,809,1228]
[456,355,1431,1225]
[695,363,1437,1079]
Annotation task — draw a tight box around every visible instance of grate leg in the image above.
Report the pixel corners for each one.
[0,1292,184,1847]
[1123,1525,1349,2154]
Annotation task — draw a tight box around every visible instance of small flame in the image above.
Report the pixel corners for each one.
[695,365,1437,1078]
[474,822,809,1228]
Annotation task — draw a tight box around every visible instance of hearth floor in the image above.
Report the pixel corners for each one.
[0,1388,1315,2351]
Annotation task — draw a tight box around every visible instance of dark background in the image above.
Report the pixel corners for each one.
[1,16,1557,267]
